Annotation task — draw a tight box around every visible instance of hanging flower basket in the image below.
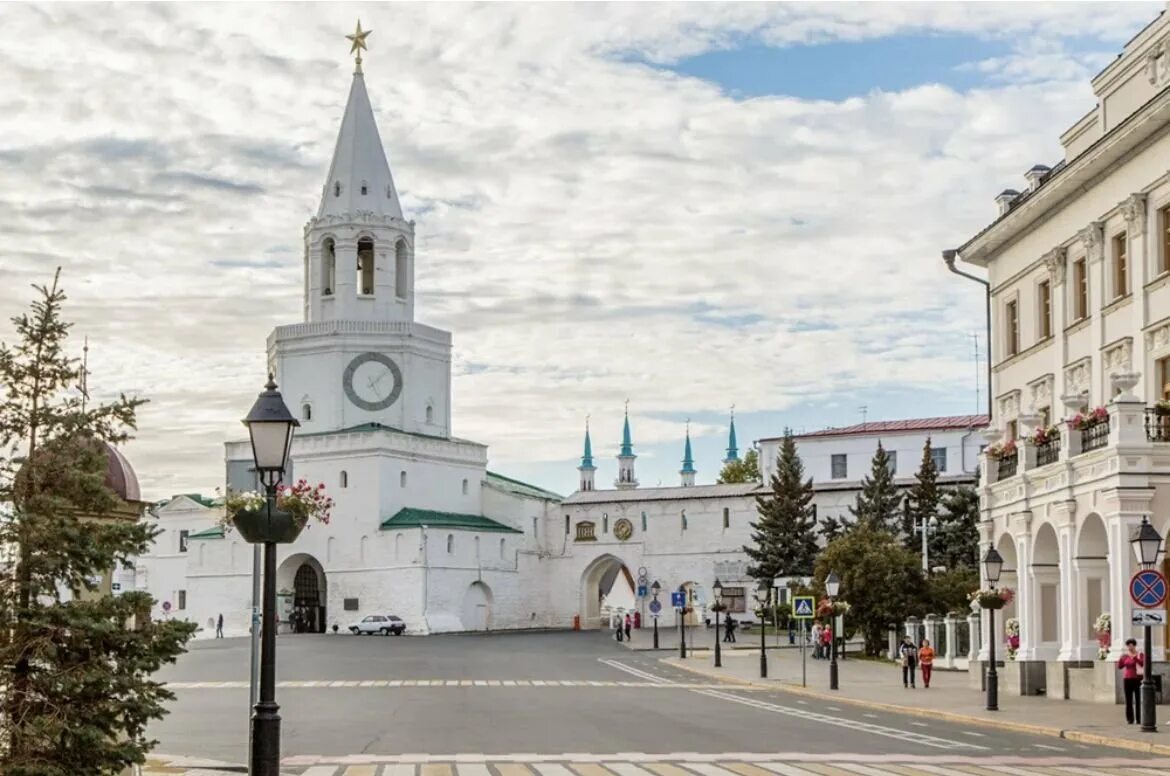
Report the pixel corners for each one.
[231,506,306,544]
[1155,399,1170,416]
[220,479,333,544]
[968,586,1013,610]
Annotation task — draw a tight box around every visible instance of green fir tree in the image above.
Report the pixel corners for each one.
[933,485,981,571]
[848,441,904,534]
[0,270,196,775]
[902,437,941,553]
[744,431,819,583]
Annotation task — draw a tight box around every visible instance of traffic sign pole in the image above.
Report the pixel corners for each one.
[1130,568,1166,735]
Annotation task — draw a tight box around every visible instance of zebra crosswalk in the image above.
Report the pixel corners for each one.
[142,755,1170,776]
[166,679,737,690]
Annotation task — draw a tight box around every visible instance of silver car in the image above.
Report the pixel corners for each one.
[348,614,406,636]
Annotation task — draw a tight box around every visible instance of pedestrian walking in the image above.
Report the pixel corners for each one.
[811,622,824,659]
[899,635,918,688]
[615,618,624,642]
[1119,638,1145,724]
[726,616,737,643]
[787,618,796,645]
[624,613,632,641]
[918,639,935,688]
[215,613,224,639]
[822,624,833,658]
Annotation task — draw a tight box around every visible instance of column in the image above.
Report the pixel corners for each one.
[1014,513,1038,661]
[1057,516,1079,661]
[968,611,982,663]
[1105,512,1141,660]
[943,615,958,669]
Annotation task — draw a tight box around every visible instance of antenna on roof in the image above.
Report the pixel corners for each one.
[971,332,981,415]
[859,405,868,427]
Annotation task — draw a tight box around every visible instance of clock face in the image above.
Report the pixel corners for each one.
[614,518,634,541]
[342,352,403,412]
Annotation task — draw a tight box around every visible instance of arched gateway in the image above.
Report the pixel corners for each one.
[278,553,327,634]
[579,554,635,629]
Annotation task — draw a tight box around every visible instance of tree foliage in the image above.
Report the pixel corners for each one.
[0,270,196,775]
[744,432,818,583]
[813,522,925,655]
[934,485,981,571]
[924,566,980,615]
[902,437,941,553]
[717,448,761,484]
[848,442,904,534]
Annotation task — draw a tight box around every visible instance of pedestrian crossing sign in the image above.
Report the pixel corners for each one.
[793,595,815,620]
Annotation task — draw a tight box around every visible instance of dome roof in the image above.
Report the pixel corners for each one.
[103,442,141,503]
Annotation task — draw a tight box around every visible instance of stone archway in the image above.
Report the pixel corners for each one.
[679,581,702,626]
[1073,513,1109,659]
[278,553,326,634]
[461,581,493,631]
[1031,522,1061,656]
[580,554,634,629]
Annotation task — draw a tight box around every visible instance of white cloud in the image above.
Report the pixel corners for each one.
[0,1,1159,496]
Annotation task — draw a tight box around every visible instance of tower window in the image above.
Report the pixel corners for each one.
[302,403,312,421]
[400,471,407,488]
[603,513,608,534]
[641,511,647,532]
[462,478,468,495]
[446,534,454,554]
[426,405,434,424]
[334,181,341,197]
[322,238,336,296]
[723,507,730,529]
[395,240,408,300]
[340,471,348,488]
[565,514,570,535]
[357,237,375,296]
[500,538,506,559]
[681,510,687,531]
[360,180,368,196]
[386,185,393,199]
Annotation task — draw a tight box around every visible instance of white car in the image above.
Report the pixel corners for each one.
[348,615,406,636]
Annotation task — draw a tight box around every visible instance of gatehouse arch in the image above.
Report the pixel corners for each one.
[579,554,635,629]
[461,581,493,631]
[278,553,326,634]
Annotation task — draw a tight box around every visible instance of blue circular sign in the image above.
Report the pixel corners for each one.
[1130,570,1168,608]
[649,600,662,614]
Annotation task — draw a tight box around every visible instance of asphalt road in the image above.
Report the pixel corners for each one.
[148,631,1158,765]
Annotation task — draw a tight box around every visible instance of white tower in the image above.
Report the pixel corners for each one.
[577,418,596,492]
[615,404,638,490]
[267,24,452,438]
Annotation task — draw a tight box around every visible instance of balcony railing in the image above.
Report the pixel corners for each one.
[1081,417,1111,452]
[997,452,1018,480]
[1037,435,1061,466]
[1146,408,1170,442]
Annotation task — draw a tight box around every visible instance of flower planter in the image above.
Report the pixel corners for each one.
[231,506,306,544]
[977,595,1006,610]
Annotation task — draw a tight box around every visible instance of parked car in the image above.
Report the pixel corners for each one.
[348,615,406,635]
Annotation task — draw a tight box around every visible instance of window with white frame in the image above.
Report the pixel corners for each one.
[930,446,947,472]
[831,454,847,479]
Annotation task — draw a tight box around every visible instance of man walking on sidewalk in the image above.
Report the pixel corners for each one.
[899,635,918,688]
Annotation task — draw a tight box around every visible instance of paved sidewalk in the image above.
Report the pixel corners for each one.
[620,623,862,653]
[665,648,1170,755]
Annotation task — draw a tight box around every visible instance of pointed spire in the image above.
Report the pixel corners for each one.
[619,400,634,457]
[680,421,696,474]
[724,405,740,463]
[580,416,595,469]
[318,26,403,221]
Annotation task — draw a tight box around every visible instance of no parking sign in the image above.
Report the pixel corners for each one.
[1130,569,1168,608]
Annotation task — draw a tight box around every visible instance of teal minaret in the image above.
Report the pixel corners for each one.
[680,421,696,487]
[724,407,740,464]
[615,401,638,490]
[578,417,596,492]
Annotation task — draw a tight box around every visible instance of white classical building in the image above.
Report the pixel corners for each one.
[954,4,1170,701]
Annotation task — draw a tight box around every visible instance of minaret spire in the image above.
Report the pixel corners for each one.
[680,419,696,487]
[578,415,596,492]
[615,400,638,490]
[724,404,740,463]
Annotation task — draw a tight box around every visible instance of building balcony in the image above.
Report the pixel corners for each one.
[982,397,1170,487]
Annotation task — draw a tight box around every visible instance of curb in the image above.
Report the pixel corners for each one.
[663,658,1170,756]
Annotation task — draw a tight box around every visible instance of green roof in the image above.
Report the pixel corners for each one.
[485,471,563,501]
[379,508,522,533]
[189,525,225,540]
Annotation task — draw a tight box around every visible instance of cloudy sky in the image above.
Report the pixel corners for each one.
[0,1,1161,498]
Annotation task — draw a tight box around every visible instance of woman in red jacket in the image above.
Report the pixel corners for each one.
[1118,638,1145,724]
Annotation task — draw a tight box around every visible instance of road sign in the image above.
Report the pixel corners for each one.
[1130,569,1168,608]
[670,591,686,608]
[1133,609,1167,626]
[637,585,647,598]
[649,600,662,615]
[162,601,171,612]
[793,595,815,620]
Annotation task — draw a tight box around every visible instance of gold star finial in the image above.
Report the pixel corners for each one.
[346,19,372,73]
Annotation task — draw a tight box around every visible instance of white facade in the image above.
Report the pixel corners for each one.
[955,4,1170,699]
[136,494,222,626]
[758,415,985,530]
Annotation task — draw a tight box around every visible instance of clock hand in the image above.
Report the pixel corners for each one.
[367,376,383,399]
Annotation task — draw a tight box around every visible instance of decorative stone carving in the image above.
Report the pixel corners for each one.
[1028,375,1053,411]
[1111,372,1141,400]
[1042,247,1067,286]
[1077,221,1104,263]
[998,391,1021,419]
[1061,392,1087,412]
[1146,322,1170,354]
[1103,338,1133,373]
[1123,193,1148,236]
[1147,39,1170,87]
[1064,357,1091,396]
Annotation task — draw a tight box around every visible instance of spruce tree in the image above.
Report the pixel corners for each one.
[744,430,819,582]
[902,437,941,553]
[848,441,903,534]
[934,485,981,571]
[0,270,196,775]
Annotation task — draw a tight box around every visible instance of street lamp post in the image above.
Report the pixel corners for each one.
[1131,516,1163,733]
[826,572,841,691]
[678,585,687,660]
[772,576,784,647]
[982,545,1004,712]
[651,580,661,650]
[915,515,939,573]
[713,579,724,669]
[243,377,299,776]
[755,583,769,678]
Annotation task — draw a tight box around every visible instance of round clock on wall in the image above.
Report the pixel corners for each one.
[342,352,403,411]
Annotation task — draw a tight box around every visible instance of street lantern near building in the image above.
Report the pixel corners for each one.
[755,582,769,678]
[982,545,1004,712]
[826,572,841,690]
[243,376,299,776]
[712,578,724,668]
[1129,516,1163,733]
